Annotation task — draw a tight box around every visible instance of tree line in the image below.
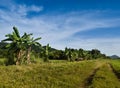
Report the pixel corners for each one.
[0,27,109,65]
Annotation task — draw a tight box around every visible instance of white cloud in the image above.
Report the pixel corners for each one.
[0,5,120,56]
[11,4,43,16]
[19,5,43,13]
[30,5,43,12]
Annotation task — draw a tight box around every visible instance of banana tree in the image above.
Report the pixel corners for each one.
[22,33,41,64]
[78,48,84,58]
[43,44,50,62]
[2,26,25,65]
[65,47,72,61]
[2,26,41,65]
[90,49,101,59]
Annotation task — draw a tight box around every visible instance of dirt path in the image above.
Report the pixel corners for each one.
[84,60,106,88]
[84,68,99,88]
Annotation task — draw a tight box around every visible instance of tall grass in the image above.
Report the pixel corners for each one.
[0,60,97,88]
[0,59,119,88]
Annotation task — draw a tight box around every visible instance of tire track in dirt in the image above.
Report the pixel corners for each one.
[84,68,99,88]
[108,63,120,81]
[84,60,105,88]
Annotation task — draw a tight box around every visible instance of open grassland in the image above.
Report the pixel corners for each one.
[0,59,119,88]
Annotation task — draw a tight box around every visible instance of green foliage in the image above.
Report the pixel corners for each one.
[1,26,41,65]
[90,49,101,59]
[49,50,66,60]
[5,53,15,65]
[64,48,107,61]
[44,44,50,62]
[40,44,51,62]
[78,48,84,58]
[64,48,78,61]
[1,32,107,64]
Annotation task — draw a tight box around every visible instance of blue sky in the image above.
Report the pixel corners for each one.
[0,0,120,56]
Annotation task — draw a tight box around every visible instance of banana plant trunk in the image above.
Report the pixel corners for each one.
[16,50,21,65]
[27,46,31,64]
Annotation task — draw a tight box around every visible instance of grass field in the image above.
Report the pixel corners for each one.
[0,59,119,88]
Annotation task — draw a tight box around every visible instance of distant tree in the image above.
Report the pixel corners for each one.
[84,51,92,60]
[91,49,101,59]
[43,44,51,62]
[78,48,84,58]
[65,48,73,61]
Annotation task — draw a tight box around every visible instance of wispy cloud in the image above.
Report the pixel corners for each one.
[0,1,120,56]
[14,5,43,16]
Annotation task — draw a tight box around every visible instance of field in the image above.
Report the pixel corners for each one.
[0,59,120,88]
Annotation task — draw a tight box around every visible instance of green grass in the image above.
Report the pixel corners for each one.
[0,60,98,88]
[0,58,6,65]
[0,59,120,88]
[88,63,120,88]
[110,60,120,75]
